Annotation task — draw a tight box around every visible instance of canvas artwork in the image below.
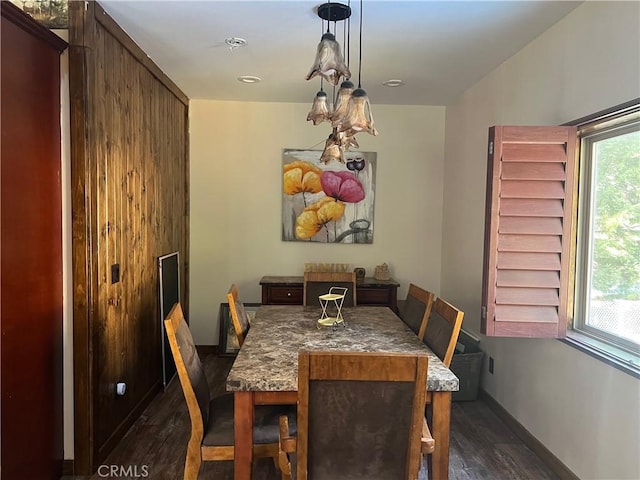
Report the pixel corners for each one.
[282,149,376,243]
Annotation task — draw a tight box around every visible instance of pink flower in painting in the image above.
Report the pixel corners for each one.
[320,171,365,203]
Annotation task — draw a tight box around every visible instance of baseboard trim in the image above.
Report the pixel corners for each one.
[97,382,162,464]
[196,344,218,355]
[479,389,579,480]
[63,459,74,475]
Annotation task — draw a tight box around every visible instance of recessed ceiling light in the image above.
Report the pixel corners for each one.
[238,76,261,84]
[225,37,247,49]
[382,79,404,87]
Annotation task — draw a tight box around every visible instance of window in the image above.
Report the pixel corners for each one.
[481,101,639,376]
[574,115,640,360]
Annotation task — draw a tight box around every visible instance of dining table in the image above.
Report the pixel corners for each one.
[226,304,459,480]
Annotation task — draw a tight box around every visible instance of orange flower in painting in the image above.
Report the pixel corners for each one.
[295,196,345,240]
[283,161,323,195]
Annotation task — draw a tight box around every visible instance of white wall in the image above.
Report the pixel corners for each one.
[442,2,640,479]
[189,102,446,344]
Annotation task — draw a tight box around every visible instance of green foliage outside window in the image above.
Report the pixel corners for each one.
[591,129,640,300]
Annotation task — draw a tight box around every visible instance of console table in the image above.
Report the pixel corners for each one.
[259,275,400,313]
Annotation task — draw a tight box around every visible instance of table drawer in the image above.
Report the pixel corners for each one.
[266,286,303,304]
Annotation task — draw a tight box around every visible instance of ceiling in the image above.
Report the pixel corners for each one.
[99,1,582,106]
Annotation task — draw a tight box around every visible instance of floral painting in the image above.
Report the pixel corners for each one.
[282,149,376,243]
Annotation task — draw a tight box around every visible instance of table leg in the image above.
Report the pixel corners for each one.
[427,391,451,480]
[234,391,254,480]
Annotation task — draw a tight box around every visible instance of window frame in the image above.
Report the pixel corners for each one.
[568,104,640,376]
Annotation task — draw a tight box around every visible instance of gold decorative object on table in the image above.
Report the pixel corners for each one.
[317,286,348,329]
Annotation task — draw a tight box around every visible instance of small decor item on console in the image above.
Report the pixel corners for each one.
[354,267,366,283]
[374,263,390,281]
[305,262,351,273]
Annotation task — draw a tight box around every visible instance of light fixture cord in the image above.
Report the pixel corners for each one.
[319,13,325,93]
[357,0,363,88]
[347,0,351,69]
[341,2,350,69]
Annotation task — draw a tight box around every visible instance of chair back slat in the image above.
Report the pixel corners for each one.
[227,284,251,347]
[164,304,211,434]
[296,351,428,480]
[422,297,464,366]
[308,381,415,479]
[303,272,357,307]
[399,283,434,340]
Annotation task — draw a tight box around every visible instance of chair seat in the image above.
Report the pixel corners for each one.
[203,393,297,446]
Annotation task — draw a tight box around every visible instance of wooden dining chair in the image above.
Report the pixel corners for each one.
[398,283,435,341]
[422,297,465,412]
[227,283,250,347]
[164,303,294,480]
[278,350,434,480]
[423,297,465,367]
[302,271,357,307]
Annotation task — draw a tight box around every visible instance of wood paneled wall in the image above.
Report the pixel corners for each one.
[68,2,189,473]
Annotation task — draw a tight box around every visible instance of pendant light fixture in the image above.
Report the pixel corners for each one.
[305,1,377,164]
[330,79,354,126]
[307,88,331,125]
[337,0,377,137]
[306,2,352,86]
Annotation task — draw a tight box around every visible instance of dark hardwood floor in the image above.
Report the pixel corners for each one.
[64,354,558,480]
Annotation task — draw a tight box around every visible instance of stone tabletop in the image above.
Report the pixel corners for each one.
[226,305,459,393]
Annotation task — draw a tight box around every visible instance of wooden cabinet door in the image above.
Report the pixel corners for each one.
[1,3,67,479]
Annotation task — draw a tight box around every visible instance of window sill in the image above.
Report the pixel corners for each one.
[562,330,640,379]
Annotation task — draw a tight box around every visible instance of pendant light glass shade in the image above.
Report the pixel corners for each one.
[320,132,345,164]
[330,80,354,127]
[306,32,351,86]
[319,128,360,164]
[307,91,331,125]
[341,131,359,150]
[333,128,359,150]
[337,88,378,136]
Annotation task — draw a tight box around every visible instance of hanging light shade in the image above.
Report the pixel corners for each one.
[342,131,359,150]
[334,128,359,150]
[306,32,351,86]
[337,87,378,136]
[307,90,331,125]
[330,80,354,127]
[319,128,360,165]
[320,132,345,164]
[337,0,378,138]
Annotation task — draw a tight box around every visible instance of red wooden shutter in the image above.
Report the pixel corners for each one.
[482,126,577,337]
